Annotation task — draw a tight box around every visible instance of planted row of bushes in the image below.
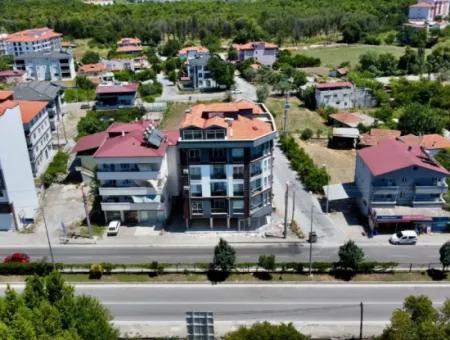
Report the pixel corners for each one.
[279,134,330,193]
[0,262,61,276]
[41,151,70,187]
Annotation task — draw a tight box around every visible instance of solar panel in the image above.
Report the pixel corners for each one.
[147,128,164,148]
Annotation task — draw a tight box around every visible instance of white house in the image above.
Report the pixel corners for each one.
[232,41,279,67]
[14,50,76,81]
[178,47,217,90]
[408,1,450,28]
[4,27,62,57]
[315,82,377,109]
[0,100,39,231]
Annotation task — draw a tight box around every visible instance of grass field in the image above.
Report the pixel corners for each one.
[73,39,110,60]
[297,44,423,68]
[160,102,191,129]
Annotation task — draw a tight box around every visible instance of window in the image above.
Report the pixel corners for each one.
[210,148,226,162]
[233,183,244,196]
[250,162,262,177]
[192,200,203,214]
[211,182,227,196]
[188,149,201,162]
[191,184,202,197]
[206,129,225,140]
[233,166,244,179]
[251,178,262,193]
[232,148,244,161]
[211,165,226,179]
[212,199,226,213]
[183,129,202,140]
[232,200,244,213]
[190,167,201,180]
[402,177,407,183]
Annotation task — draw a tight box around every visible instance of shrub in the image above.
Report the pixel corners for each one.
[101,262,113,275]
[258,255,276,271]
[89,263,103,279]
[149,261,164,274]
[41,151,69,187]
[0,262,56,276]
[300,128,313,140]
[311,262,332,273]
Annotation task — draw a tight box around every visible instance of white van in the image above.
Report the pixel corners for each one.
[107,220,121,236]
[389,230,418,245]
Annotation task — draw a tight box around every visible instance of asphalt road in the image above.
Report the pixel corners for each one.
[0,244,442,266]
[1,283,448,337]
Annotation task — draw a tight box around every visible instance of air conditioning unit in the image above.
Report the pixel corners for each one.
[182,169,189,175]
[183,185,190,191]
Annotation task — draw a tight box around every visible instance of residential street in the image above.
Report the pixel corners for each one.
[1,283,448,338]
[0,244,442,266]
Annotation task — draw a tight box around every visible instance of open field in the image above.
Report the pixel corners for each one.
[159,102,191,129]
[266,96,327,133]
[297,44,427,68]
[73,39,110,60]
[296,138,356,184]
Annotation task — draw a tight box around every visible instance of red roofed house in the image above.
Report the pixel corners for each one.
[399,134,450,157]
[179,100,277,229]
[78,63,106,76]
[355,139,450,232]
[178,46,209,60]
[73,120,180,225]
[116,37,143,54]
[0,70,26,84]
[359,128,402,148]
[95,82,138,109]
[4,27,62,57]
[232,41,279,66]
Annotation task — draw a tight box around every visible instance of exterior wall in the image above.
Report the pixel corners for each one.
[102,59,135,72]
[6,37,62,57]
[15,54,75,81]
[23,107,54,176]
[355,154,448,216]
[95,92,137,109]
[186,55,217,90]
[0,106,39,230]
[409,7,433,21]
[238,46,278,66]
[315,87,353,109]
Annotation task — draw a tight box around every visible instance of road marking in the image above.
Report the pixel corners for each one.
[102,301,428,306]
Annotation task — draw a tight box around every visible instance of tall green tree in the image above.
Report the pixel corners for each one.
[212,238,236,273]
[397,103,444,135]
[81,51,100,65]
[440,241,450,271]
[207,56,235,89]
[336,240,364,272]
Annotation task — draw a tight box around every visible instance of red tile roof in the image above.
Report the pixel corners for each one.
[0,70,26,78]
[232,41,279,51]
[6,27,62,43]
[358,139,450,177]
[78,63,106,74]
[0,90,14,101]
[117,37,141,45]
[96,83,138,95]
[0,100,18,117]
[116,46,143,53]
[399,134,450,150]
[411,2,434,8]
[178,46,209,55]
[329,112,361,127]
[316,82,353,90]
[72,132,108,153]
[359,128,401,147]
[17,100,48,124]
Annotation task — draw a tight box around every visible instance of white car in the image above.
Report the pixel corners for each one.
[106,220,121,236]
[389,230,418,245]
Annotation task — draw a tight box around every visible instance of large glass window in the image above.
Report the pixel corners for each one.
[188,149,201,162]
[190,167,201,180]
[250,161,262,177]
[233,166,244,179]
[211,182,227,196]
[250,178,262,193]
[191,184,202,197]
[232,148,244,161]
[211,165,226,179]
[206,129,226,140]
[183,129,202,140]
[233,183,244,196]
[210,148,226,162]
[232,200,244,213]
[192,200,203,214]
[211,199,226,213]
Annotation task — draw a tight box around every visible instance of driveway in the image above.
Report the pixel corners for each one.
[233,75,257,101]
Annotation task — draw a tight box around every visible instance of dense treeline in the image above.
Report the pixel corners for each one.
[0,0,412,45]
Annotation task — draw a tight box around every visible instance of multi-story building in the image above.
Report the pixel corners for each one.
[355,139,450,232]
[95,82,138,109]
[84,0,114,5]
[73,120,179,225]
[14,81,65,132]
[14,50,76,81]
[232,41,279,67]
[178,100,277,230]
[117,37,143,54]
[0,100,39,230]
[178,46,209,60]
[408,1,450,28]
[178,46,217,90]
[4,27,62,57]
[0,33,8,55]
[315,82,377,110]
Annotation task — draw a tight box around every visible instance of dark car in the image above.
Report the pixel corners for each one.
[80,104,91,110]
[4,252,30,263]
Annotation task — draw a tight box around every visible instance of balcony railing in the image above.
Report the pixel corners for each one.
[99,187,159,196]
[211,172,226,180]
[371,186,399,195]
[211,189,227,196]
[211,208,228,214]
[101,201,163,211]
[97,171,159,181]
[414,185,448,195]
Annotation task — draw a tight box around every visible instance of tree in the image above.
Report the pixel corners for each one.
[224,322,308,340]
[292,70,307,93]
[379,295,450,340]
[258,255,276,271]
[336,240,364,272]
[398,47,419,74]
[160,39,181,57]
[75,75,95,90]
[0,55,13,71]
[211,238,236,273]
[81,51,100,65]
[440,241,450,271]
[207,56,235,89]
[397,103,444,135]
[256,84,269,103]
[0,271,118,339]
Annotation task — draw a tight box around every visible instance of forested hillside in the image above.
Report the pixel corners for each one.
[0,0,413,45]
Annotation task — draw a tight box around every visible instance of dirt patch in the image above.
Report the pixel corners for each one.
[297,138,356,184]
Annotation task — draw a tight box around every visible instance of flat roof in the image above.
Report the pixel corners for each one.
[323,182,361,201]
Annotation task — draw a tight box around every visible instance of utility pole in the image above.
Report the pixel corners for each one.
[308,205,314,276]
[291,190,296,224]
[41,207,55,269]
[81,184,92,238]
[360,302,364,340]
[283,93,289,133]
[283,182,289,238]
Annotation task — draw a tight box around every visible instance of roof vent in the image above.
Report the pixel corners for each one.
[252,126,258,131]
[408,146,412,151]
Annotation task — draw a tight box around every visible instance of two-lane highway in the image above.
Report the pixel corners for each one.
[1,283,448,338]
[0,244,442,265]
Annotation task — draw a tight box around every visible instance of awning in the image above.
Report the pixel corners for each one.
[323,182,361,201]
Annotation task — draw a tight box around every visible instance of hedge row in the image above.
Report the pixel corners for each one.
[0,262,62,276]
[279,134,330,193]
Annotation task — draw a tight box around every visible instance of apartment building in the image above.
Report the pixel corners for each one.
[178,100,277,230]
[355,139,450,232]
[0,33,8,55]
[14,50,76,81]
[14,81,65,132]
[4,27,62,57]
[0,100,39,231]
[232,41,279,67]
[178,46,209,60]
[73,120,179,225]
[95,83,138,109]
[117,37,143,54]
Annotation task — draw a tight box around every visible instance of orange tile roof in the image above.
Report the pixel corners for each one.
[182,100,273,140]
[118,37,141,45]
[329,112,361,127]
[16,100,48,124]
[178,46,209,55]
[359,128,401,147]
[0,90,14,102]
[232,41,279,51]
[78,63,106,74]
[411,2,434,8]
[116,46,143,53]
[399,134,450,150]
[0,100,18,117]
[6,27,62,43]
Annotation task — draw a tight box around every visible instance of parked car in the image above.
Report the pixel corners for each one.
[4,252,30,263]
[389,230,418,245]
[80,104,91,110]
[107,220,121,236]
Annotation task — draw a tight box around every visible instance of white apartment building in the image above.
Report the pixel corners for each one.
[232,41,279,67]
[0,100,39,231]
[73,121,180,225]
[4,27,62,57]
[15,50,76,81]
[0,33,8,55]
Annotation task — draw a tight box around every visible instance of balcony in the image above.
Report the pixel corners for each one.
[413,197,445,207]
[211,189,227,196]
[211,207,228,214]
[250,168,262,177]
[97,171,159,181]
[415,184,448,195]
[371,186,399,195]
[99,187,159,196]
[210,172,226,180]
[101,201,163,211]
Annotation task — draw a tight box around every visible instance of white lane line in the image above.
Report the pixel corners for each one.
[102,301,445,306]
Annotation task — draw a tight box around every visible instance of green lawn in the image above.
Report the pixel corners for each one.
[73,39,110,61]
[297,44,426,68]
[266,96,327,134]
